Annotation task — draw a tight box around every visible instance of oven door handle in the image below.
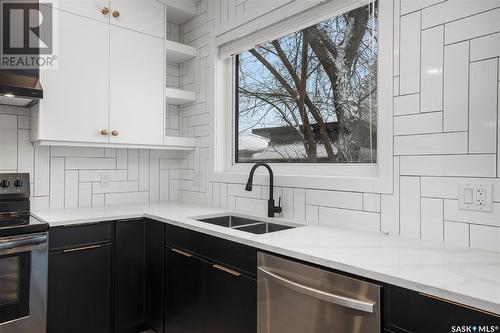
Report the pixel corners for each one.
[0,234,48,253]
[258,266,375,313]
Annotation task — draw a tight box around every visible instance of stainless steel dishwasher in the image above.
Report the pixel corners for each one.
[257,252,381,333]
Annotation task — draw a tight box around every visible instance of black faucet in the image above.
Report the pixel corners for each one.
[245,163,282,217]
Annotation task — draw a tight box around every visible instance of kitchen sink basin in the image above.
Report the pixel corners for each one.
[196,215,297,234]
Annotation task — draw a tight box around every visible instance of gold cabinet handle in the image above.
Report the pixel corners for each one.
[111,130,119,136]
[100,129,109,136]
[101,7,109,15]
[171,248,192,257]
[213,264,241,277]
[112,10,120,18]
[63,244,103,253]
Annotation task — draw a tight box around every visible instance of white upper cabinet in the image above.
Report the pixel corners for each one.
[34,10,110,143]
[109,0,165,38]
[109,26,164,145]
[50,0,111,23]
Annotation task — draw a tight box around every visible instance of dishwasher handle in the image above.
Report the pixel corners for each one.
[258,266,375,314]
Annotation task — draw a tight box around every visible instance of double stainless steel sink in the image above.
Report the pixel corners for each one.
[195,215,299,235]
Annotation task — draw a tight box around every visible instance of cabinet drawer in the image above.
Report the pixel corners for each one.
[49,222,113,252]
[384,285,500,333]
[166,224,257,277]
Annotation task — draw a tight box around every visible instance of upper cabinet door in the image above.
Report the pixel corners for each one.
[109,0,165,38]
[37,10,109,143]
[109,26,164,145]
[51,0,111,23]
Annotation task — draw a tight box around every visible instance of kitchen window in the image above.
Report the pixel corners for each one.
[213,0,393,193]
[235,2,378,164]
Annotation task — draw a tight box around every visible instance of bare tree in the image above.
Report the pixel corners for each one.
[238,2,377,163]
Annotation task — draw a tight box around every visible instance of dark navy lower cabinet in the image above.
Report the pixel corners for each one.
[48,220,500,333]
[384,285,500,333]
[164,224,258,333]
[47,223,114,333]
[115,219,146,332]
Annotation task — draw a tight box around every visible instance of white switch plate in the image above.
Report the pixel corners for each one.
[458,183,493,212]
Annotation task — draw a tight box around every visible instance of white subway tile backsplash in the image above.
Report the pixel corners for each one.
[318,206,380,232]
[443,41,469,132]
[92,181,139,194]
[235,196,267,216]
[444,199,500,227]
[363,193,381,213]
[105,192,149,206]
[0,114,18,170]
[421,177,500,202]
[394,0,401,76]
[116,149,128,169]
[445,7,500,44]
[293,188,306,222]
[17,130,33,175]
[228,183,261,199]
[381,157,400,235]
[49,158,65,209]
[444,221,469,247]
[400,155,497,177]
[394,132,468,156]
[470,32,500,62]
[128,149,139,180]
[65,158,116,170]
[78,182,92,208]
[281,187,294,218]
[469,59,498,154]
[394,94,420,116]
[400,177,421,239]
[51,146,104,158]
[79,169,128,182]
[421,197,443,242]
[34,146,49,196]
[400,12,421,94]
[470,224,500,252]
[422,1,500,29]
[305,205,319,224]
[394,112,442,135]
[306,189,363,210]
[401,0,443,15]
[64,170,79,208]
[420,25,443,112]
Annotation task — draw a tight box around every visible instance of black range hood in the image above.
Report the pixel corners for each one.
[0,70,43,107]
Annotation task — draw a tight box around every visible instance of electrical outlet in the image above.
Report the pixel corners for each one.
[458,183,493,212]
[101,173,110,188]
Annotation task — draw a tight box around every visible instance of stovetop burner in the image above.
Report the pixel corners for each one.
[0,212,30,227]
[0,173,48,237]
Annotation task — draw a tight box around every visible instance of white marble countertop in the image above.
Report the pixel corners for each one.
[32,201,500,315]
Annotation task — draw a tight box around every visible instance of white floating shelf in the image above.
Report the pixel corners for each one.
[166,0,197,24]
[166,40,196,63]
[32,137,196,151]
[165,87,196,105]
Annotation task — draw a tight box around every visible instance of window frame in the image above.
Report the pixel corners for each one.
[211,0,394,194]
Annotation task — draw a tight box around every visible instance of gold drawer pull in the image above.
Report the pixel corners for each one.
[213,264,241,277]
[63,244,102,253]
[111,130,119,136]
[101,7,109,15]
[112,10,120,18]
[171,248,192,257]
[100,129,109,136]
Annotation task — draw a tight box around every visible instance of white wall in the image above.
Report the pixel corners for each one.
[177,0,500,252]
[0,103,190,209]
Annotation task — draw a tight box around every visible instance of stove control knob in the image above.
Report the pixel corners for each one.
[14,178,24,188]
[0,179,11,188]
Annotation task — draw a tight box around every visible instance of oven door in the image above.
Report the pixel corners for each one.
[0,233,47,328]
